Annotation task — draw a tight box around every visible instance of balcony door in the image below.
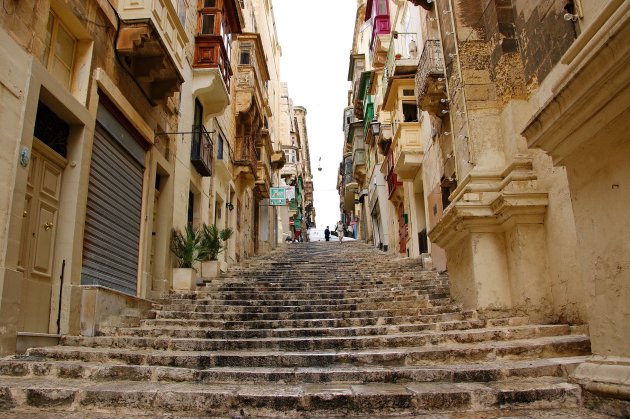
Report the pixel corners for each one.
[398,204,407,254]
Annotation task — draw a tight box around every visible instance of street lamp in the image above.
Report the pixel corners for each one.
[317,157,322,171]
[370,120,381,136]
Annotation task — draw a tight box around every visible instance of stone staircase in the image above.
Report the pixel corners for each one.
[0,242,606,417]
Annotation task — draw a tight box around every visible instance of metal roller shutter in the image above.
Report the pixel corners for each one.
[81,105,145,295]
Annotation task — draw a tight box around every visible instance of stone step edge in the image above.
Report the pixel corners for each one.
[102,318,494,336]
[25,334,590,363]
[0,356,588,384]
[60,324,573,347]
[0,376,582,415]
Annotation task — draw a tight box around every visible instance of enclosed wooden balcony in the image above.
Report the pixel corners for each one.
[365,0,392,69]
[255,161,271,198]
[192,0,243,115]
[191,125,213,177]
[384,148,403,202]
[416,40,447,115]
[353,148,367,183]
[392,122,423,180]
[234,33,271,118]
[234,135,257,180]
[270,150,286,171]
[115,0,187,104]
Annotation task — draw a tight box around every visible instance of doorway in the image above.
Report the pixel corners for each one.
[18,139,67,333]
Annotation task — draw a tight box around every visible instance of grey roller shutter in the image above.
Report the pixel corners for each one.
[81,106,145,295]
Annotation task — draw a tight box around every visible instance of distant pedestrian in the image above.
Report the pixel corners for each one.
[336,222,344,244]
[324,226,330,241]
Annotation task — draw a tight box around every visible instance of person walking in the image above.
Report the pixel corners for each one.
[336,222,344,244]
[324,226,330,242]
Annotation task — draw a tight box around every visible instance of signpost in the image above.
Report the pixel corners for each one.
[270,187,286,206]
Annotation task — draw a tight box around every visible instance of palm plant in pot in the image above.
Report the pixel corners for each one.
[199,223,233,278]
[170,225,207,290]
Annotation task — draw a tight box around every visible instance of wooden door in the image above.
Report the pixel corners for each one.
[397,204,407,254]
[18,140,66,333]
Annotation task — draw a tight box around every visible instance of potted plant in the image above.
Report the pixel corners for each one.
[170,225,207,291]
[199,223,233,278]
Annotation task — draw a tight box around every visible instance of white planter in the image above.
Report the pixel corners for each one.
[172,268,196,291]
[201,260,220,279]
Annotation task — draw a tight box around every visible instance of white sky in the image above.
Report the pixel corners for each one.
[272,0,357,229]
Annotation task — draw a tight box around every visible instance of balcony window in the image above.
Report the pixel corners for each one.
[42,12,77,89]
[177,0,188,26]
[239,50,251,65]
[403,102,418,122]
[377,0,388,15]
[217,134,224,160]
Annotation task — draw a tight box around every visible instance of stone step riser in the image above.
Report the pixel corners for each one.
[153,305,461,322]
[141,312,477,330]
[24,338,590,369]
[0,359,582,385]
[59,326,572,352]
[156,296,434,308]
[0,380,582,416]
[102,320,488,339]
[154,299,449,314]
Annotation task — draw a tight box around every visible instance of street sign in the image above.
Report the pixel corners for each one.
[270,187,286,206]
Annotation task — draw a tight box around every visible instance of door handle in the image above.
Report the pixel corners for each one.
[44,222,54,231]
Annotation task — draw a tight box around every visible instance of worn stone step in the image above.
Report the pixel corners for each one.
[59,325,574,352]
[102,319,492,339]
[0,356,587,385]
[153,304,460,322]
[154,297,450,314]
[24,335,590,369]
[154,295,444,310]
[141,310,478,330]
[0,376,582,415]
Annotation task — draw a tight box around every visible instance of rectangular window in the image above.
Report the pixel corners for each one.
[42,12,77,89]
[203,0,216,7]
[402,102,418,122]
[377,0,388,15]
[201,14,215,34]
[217,134,224,160]
[177,0,187,26]
[239,51,251,65]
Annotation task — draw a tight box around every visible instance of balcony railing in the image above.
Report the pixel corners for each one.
[383,32,419,99]
[191,125,213,177]
[234,135,257,176]
[416,40,447,113]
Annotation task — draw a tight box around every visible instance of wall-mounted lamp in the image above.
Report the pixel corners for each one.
[226,202,234,211]
[318,157,322,172]
[371,120,381,136]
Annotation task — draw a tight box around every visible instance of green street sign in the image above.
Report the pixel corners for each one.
[270,187,286,206]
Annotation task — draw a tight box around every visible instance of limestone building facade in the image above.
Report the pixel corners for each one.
[339,0,629,412]
[0,0,309,356]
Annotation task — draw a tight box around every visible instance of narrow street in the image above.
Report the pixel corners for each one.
[0,242,605,417]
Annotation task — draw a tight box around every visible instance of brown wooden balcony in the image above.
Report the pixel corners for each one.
[194,35,232,91]
[191,125,213,177]
[192,0,243,114]
[385,148,403,201]
[416,40,447,115]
